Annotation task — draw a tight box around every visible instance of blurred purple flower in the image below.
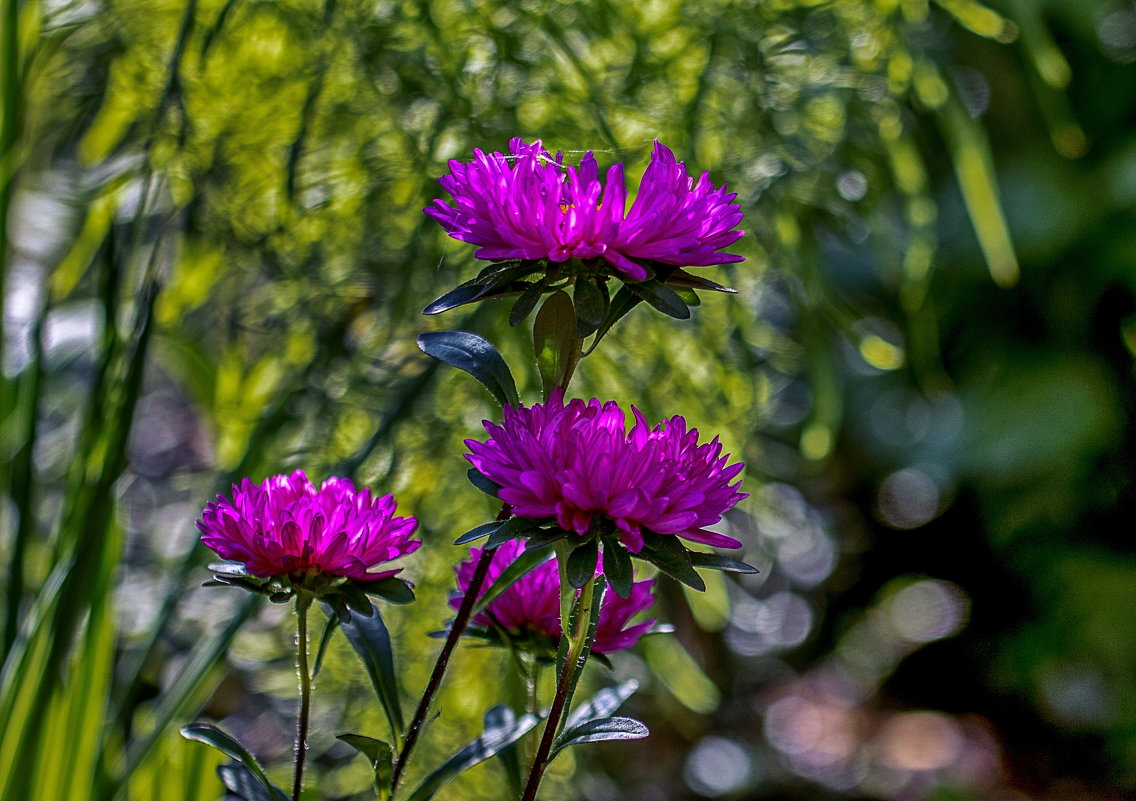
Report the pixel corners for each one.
[424,139,744,280]
[197,470,420,583]
[465,391,747,553]
[453,540,656,655]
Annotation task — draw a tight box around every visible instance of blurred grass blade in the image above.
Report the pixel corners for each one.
[940,97,1020,287]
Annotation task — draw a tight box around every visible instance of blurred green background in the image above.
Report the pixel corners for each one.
[2,0,1135,798]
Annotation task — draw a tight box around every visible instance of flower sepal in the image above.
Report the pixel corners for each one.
[204,561,414,620]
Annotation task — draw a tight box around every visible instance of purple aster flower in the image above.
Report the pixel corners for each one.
[465,391,747,554]
[424,139,744,281]
[197,470,420,584]
[452,540,656,655]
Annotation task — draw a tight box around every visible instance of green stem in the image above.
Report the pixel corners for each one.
[519,573,597,801]
[390,505,506,797]
[292,593,313,801]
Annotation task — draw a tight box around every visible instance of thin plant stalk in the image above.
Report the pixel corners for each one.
[292,592,314,801]
[519,573,597,801]
[389,524,499,795]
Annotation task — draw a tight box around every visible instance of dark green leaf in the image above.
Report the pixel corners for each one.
[687,552,759,574]
[583,285,641,355]
[423,262,537,315]
[485,515,543,549]
[562,679,640,732]
[454,520,504,546]
[362,577,416,605]
[417,330,519,408]
[510,276,549,326]
[551,716,649,757]
[181,722,282,800]
[467,468,501,498]
[312,610,340,679]
[672,286,701,306]
[405,706,539,801]
[626,279,691,319]
[337,734,393,799]
[472,546,554,618]
[342,583,376,617]
[338,601,405,742]
[573,278,608,337]
[216,764,288,801]
[601,537,633,599]
[665,268,737,293]
[533,290,581,399]
[524,528,569,549]
[566,539,598,589]
[637,536,705,591]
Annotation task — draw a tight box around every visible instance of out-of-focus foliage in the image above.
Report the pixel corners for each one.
[2,0,1135,798]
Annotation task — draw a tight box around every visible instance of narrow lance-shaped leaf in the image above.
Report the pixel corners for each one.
[583,285,641,355]
[550,716,649,759]
[637,535,705,591]
[687,551,759,574]
[216,764,289,801]
[472,546,554,618]
[336,601,405,745]
[423,261,536,315]
[417,331,519,408]
[562,679,640,732]
[405,706,539,801]
[626,278,691,319]
[181,722,286,801]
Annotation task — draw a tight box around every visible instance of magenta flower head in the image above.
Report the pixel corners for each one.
[421,139,744,331]
[197,470,421,611]
[452,540,656,657]
[464,391,753,591]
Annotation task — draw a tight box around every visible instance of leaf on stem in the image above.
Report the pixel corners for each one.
[422,261,538,315]
[181,722,286,801]
[636,535,705,591]
[417,330,519,408]
[687,551,759,574]
[337,734,394,800]
[573,278,608,337]
[561,679,640,732]
[565,539,598,589]
[583,285,641,355]
[600,537,633,599]
[362,577,416,605]
[485,516,546,549]
[466,467,502,498]
[312,611,340,679]
[626,278,691,319]
[550,716,649,757]
[216,764,289,801]
[510,276,549,326]
[533,290,580,398]
[405,706,539,801]
[337,601,405,744]
[472,546,554,618]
